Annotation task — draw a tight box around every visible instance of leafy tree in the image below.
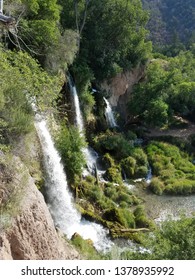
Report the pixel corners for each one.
[129,50,195,127]
[3,0,78,70]
[60,0,152,80]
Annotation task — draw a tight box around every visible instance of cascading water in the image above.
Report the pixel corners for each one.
[71,83,98,173]
[146,166,152,184]
[35,116,112,252]
[103,97,117,128]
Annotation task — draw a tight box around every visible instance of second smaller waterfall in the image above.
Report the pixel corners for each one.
[71,83,98,173]
[104,97,117,128]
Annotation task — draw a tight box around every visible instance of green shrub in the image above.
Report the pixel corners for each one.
[131,148,148,166]
[71,233,101,259]
[121,156,136,178]
[56,124,86,180]
[102,153,115,169]
[93,131,133,159]
[126,131,137,141]
[134,206,150,228]
[150,177,165,195]
[104,166,123,184]
[135,166,148,178]
[104,184,118,201]
[103,207,135,228]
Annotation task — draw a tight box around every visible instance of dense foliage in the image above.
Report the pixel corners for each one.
[0,46,60,146]
[1,0,195,261]
[142,0,195,51]
[60,0,152,82]
[4,0,78,71]
[119,216,195,260]
[129,50,195,127]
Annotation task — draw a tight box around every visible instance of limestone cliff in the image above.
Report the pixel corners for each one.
[101,65,145,120]
[0,135,79,260]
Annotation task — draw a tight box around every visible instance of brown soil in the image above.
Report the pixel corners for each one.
[146,118,195,140]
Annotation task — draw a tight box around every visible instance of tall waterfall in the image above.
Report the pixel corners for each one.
[35,116,112,251]
[71,83,98,173]
[104,97,117,128]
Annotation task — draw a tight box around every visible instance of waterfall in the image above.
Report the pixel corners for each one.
[103,97,117,128]
[146,166,152,184]
[70,83,98,174]
[0,0,3,14]
[35,116,112,251]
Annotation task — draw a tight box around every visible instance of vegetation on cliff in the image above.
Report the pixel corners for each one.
[1,0,195,260]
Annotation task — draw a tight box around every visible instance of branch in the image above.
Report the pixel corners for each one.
[74,0,79,33]
[79,0,91,35]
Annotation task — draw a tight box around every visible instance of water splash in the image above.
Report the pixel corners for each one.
[103,97,117,128]
[35,117,112,251]
[146,166,152,184]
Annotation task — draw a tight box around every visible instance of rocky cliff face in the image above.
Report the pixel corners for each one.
[101,65,145,120]
[0,136,79,260]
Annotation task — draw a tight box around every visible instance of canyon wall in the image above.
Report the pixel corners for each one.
[101,64,145,120]
[0,134,79,260]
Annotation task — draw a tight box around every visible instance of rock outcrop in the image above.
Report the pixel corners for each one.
[0,155,79,260]
[101,64,145,120]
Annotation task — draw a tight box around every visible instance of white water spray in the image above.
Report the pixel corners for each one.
[35,116,112,251]
[103,97,117,128]
[0,0,3,14]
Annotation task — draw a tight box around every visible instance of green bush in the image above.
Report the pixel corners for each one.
[150,177,165,195]
[134,206,151,228]
[104,166,123,184]
[126,131,137,141]
[71,233,101,259]
[135,166,148,178]
[102,153,115,169]
[56,124,86,180]
[131,148,148,166]
[93,131,133,159]
[103,207,135,228]
[121,156,136,178]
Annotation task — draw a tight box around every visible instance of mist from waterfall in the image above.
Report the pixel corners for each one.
[35,116,112,251]
[103,97,117,128]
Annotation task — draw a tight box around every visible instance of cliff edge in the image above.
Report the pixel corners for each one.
[0,137,79,260]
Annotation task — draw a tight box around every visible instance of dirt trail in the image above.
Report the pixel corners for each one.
[146,121,195,140]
